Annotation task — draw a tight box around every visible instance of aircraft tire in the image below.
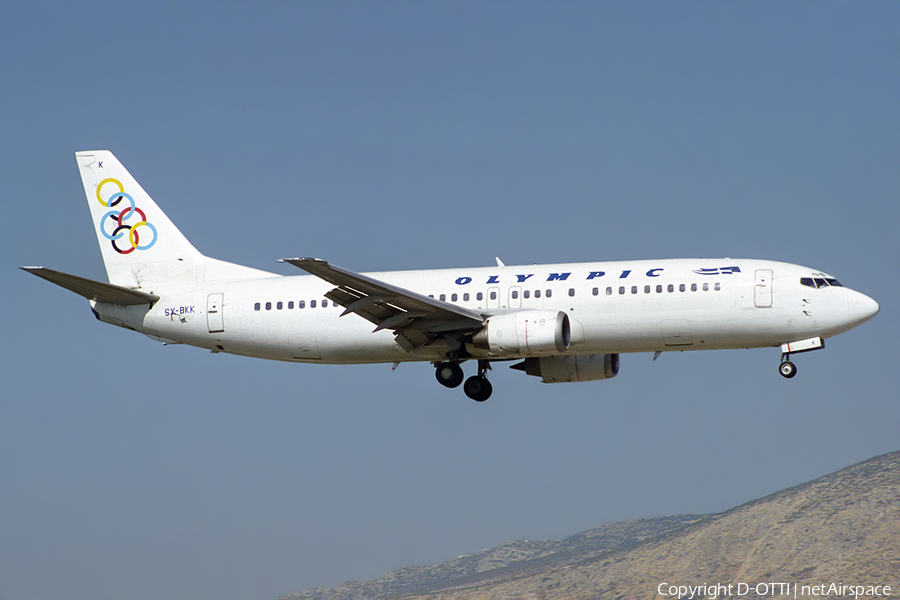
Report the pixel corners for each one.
[436,362,464,388]
[779,361,797,378]
[464,376,492,402]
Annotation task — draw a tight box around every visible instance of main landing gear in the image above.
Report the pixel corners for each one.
[779,354,797,379]
[435,361,464,388]
[435,359,493,402]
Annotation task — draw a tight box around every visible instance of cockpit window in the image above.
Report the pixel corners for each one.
[800,277,842,288]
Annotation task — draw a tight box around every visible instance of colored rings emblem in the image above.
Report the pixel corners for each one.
[96,178,158,254]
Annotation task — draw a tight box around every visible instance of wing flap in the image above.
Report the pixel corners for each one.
[21,267,160,305]
[280,257,485,349]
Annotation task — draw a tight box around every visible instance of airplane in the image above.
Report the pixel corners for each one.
[22,151,879,402]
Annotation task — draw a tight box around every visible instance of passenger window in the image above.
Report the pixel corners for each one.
[288,301,294,309]
[656,285,663,293]
[265,302,272,310]
[644,285,650,294]
[477,292,484,301]
[606,287,612,296]
[299,300,305,309]
[524,290,530,299]
[679,284,686,292]
[511,290,519,299]
[618,286,625,295]
[592,287,598,296]
[714,283,721,291]
[440,294,446,301]
[310,300,317,308]
[463,293,470,301]
[631,286,638,294]
[535,290,541,298]
[667,284,674,293]
[277,301,283,310]
[691,283,697,292]
[546,289,552,298]
[451,293,458,302]
[490,291,497,300]
[254,302,261,311]
[568,288,575,297]
[702,283,709,292]
[322,300,328,308]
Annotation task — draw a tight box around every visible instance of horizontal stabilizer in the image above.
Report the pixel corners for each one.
[20,267,159,305]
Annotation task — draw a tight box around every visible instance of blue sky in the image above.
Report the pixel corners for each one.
[2,3,898,600]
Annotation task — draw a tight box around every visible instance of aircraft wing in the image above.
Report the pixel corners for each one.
[280,258,485,352]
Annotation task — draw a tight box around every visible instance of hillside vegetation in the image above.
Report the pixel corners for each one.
[283,450,899,600]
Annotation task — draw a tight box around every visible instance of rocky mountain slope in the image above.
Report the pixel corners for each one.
[282,450,899,600]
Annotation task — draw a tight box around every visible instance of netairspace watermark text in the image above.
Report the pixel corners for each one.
[657,582,893,600]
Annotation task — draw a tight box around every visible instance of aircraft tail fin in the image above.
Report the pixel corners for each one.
[76,151,272,288]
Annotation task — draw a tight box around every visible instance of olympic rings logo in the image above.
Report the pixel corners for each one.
[95,178,158,254]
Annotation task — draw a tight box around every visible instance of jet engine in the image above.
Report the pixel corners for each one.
[472,310,570,358]
[512,353,619,383]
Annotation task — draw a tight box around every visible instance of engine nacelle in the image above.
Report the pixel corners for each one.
[513,353,620,383]
[472,310,570,358]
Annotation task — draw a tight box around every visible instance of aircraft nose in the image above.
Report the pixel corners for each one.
[847,290,879,327]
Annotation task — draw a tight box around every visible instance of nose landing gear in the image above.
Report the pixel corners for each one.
[779,354,797,379]
[778,337,825,378]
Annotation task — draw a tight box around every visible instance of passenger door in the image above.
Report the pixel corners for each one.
[754,269,773,308]
[207,293,224,333]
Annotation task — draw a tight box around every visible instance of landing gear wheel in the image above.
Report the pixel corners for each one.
[464,376,493,402]
[435,362,464,388]
[779,361,797,379]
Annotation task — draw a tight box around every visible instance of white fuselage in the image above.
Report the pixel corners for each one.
[93,258,879,365]
[26,151,877,400]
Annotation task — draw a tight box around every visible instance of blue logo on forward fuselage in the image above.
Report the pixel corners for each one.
[693,266,741,275]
